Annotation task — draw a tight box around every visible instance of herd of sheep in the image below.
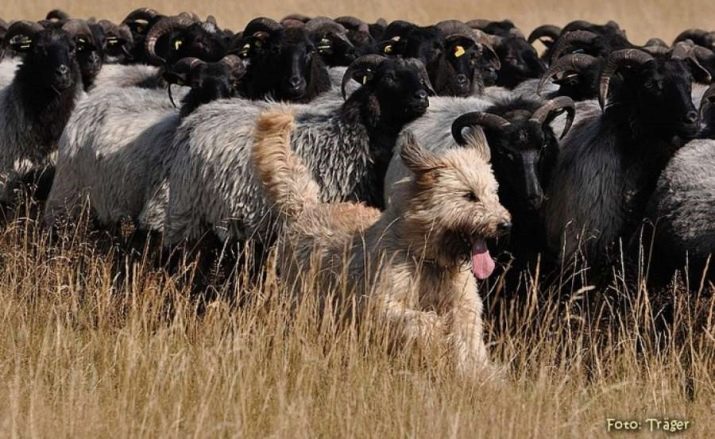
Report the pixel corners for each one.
[0,8,713,292]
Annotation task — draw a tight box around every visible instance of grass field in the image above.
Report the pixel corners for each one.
[1,1,715,437]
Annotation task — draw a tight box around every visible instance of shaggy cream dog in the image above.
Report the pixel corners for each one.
[252,109,511,376]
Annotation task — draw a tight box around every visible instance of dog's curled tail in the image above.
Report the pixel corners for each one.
[252,109,320,220]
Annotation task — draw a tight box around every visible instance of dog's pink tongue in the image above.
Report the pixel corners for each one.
[471,239,495,280]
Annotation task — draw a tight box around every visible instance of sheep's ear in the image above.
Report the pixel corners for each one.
[400,132,444,174]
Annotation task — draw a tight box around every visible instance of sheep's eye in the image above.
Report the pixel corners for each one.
[464,192,478,202]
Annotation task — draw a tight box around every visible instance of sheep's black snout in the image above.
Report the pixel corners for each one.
[456,74,468,86]
[684,110,699,125]
[54,65,73,89]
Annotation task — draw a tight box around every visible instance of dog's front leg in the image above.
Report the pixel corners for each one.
[379,300,447,352]
[446,291,494,378]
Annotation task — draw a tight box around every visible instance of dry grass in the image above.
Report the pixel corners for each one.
[0,202,712,438]
[3,0,715,44]
[1,2,714,436]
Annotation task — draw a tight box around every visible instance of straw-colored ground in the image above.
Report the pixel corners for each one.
[1,2,715,437]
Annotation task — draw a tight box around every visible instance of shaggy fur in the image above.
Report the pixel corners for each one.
[646,139,715,284]
[165,58,432,245]
[253,110,511,377]
[44,86,178,228]
[0,55,84,202]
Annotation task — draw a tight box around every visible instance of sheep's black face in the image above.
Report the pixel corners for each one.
[372,60,430,125]
[628,59,698,141]
[25,31,79,90]
[179,63,239,116]
[438,38,481,96]
[383,27,445,72]
[495,37,545,88]
[487,119,558,211]
[75,36,102,87]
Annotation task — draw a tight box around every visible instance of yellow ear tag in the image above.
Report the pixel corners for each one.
[454,45,465,58]
[384,44,393,54]
[174,39,183,50]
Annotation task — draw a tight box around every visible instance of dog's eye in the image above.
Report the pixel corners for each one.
[464,192,478,202]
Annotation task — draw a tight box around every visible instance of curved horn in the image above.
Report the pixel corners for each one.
[645,37,668,48]
[599,49,654,110]
[528,25,562,44]
[537,53,598,95]
[672,41,713,83]
[341,54,386,99]
[220,54,247,79]
[244,17,282,35]
[451,112,511,145]
[4,20,45,49]
[435,20,478,42]
[46,9,70,22]
[62,19,94,40]
[281,14,311,24]
[550,30,599,62]
[465,19,493,30]
[122,8,161,25]
[530,96,576,139]
[145,15,195,63]
[334,16,369,34]
[673,28,709,45]
[305,17,351,44]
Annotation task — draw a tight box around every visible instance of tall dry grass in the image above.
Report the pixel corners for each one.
[4,0,715,44]
[0,202,712,437]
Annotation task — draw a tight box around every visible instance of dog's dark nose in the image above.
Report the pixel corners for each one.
[497,221,512,235]
[684,110,698,124]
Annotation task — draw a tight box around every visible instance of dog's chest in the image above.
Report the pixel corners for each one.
[416,265,477,311]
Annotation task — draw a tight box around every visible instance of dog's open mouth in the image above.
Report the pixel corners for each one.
[458,233,495,280]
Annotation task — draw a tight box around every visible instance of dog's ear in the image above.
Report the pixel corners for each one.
[460,130,491,162]
[400,132,444,174]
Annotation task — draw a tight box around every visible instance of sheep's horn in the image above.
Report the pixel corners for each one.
[281,14,311,24]
[673,28,709,45]
[537,53,598,95]
[550,30,599,62]
[383,20,417,39]
[671,41,713,83]
[700,83,715,116]
[244,17,282,35]
[305,17,352,45]
[645,37,668,48]
[46,9,70,21]
[62,19,94,41]
[528,25,561,44]
[465,19,492,30]
[122,8,161,25]
[436,20,478,42]
[479,42,501,70]
[451,112,511,145]
[145,15,196,64]
[4,20,45,49]
[99,20,134,45]
[599,49,654,110]
[220,54,248,79]
[530,96,576,139]
[341,54,385,100]
[334,16,369,34]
